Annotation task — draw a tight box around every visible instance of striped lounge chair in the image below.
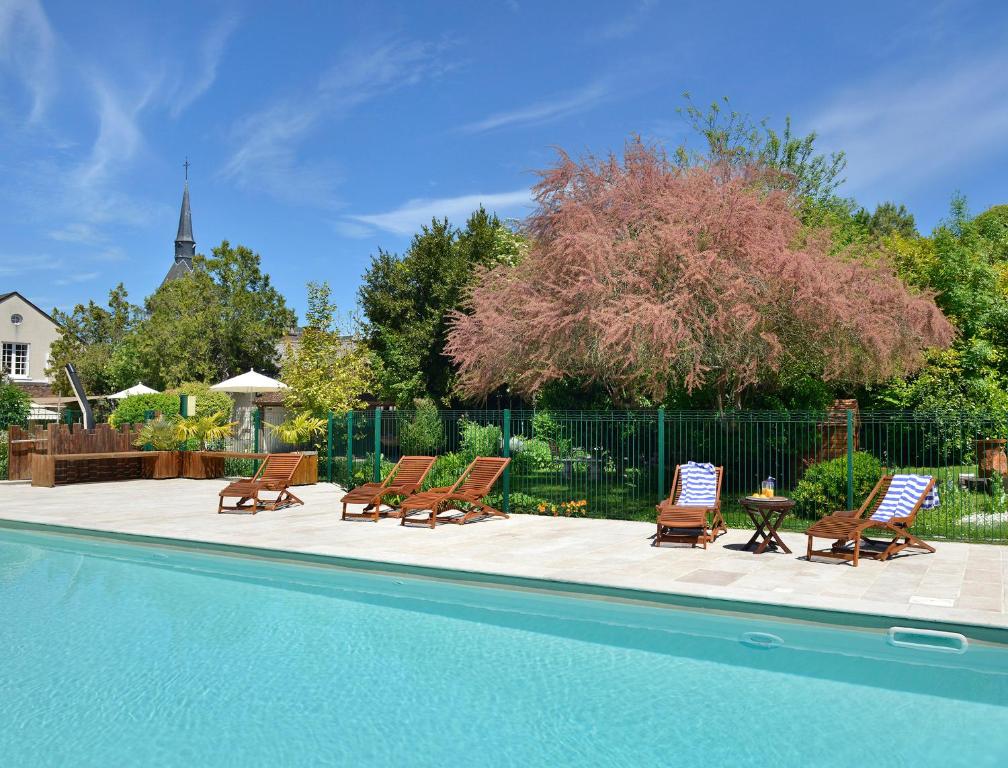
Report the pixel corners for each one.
[654,462,725,549]
[805,473,938,566]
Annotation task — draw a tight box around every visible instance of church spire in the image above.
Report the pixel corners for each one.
[174,162,195,264]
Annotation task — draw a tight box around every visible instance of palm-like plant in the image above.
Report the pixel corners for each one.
[132,416,182,451]
[176,412,237,451]
[266,412,327,445]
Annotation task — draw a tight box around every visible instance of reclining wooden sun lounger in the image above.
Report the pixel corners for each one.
[805,473,937,566]
[654,462,725,549]
[217,453,304,514]
[340,455,436,522]
[399,456,510,529]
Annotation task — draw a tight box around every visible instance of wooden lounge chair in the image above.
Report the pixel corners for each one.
[340,455,436,522]
[805,473,937,566]
[654,463,725,549]
[399,456,510,529]
[217,453,304,514]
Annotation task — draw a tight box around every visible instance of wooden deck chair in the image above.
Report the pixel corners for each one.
[399,456,510,529]
[805,473,937,566]
[654,463,725,549]
[218,453,304,514]
[340,455,436,522]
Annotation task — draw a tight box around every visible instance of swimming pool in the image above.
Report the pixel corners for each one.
[1,527,1006,767]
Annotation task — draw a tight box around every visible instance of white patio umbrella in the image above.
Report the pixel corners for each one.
[108,382,160,400]
[209,369,288,394]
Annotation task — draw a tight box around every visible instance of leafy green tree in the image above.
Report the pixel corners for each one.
[134,241,296,388]
[854,201,917,239]
[164,382,235,420]
[0,375,30,429]
[359,207,524,405]
[281,282,372,417]
[47,284,142,396]
[875,197,1008,423]
[677,94,846,204]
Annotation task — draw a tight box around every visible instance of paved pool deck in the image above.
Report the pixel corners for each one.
[1,478,1006,633]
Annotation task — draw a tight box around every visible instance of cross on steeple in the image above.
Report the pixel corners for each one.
[183,157,190,180]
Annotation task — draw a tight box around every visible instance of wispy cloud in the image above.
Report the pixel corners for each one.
[810,48,1008,195]
[0,0,56,122]
[591,0,657,42]
[462,79,610,133]
[56,271,100,286]
[221,39,451,205]
[168,12,241,118]
[0,254,63,277]
[341,189,533,237]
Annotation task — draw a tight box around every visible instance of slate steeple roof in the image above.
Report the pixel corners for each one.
[162,173,196,286]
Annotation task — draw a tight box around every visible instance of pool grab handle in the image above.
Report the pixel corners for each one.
[886,627,968,654]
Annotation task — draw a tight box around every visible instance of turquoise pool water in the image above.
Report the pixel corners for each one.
[1,528,1006,767]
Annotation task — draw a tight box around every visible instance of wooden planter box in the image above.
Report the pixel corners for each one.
[150,451,181,479]
[291,452,318,486]
[181,451,226,479]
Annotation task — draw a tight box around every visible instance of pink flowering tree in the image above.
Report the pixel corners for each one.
[445,139,954,408]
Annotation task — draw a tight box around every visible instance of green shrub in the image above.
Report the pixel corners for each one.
[426,451,469,488]
[330,453,396,488]
[511,437,553,472]
[531,410,561,443]
[0,377,30,430]
[165,382,235,420]
[484,490,551,514]
[399,398,444,455]
[459,418,501,459]
[109,393,181,426]
[0,429,8,480]
[792,452,883,518]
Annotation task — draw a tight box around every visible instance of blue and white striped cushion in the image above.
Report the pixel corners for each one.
[870,474,937,523]
[678,461,718,506]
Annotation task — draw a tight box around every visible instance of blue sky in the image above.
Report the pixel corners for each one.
[2,0,1007,320]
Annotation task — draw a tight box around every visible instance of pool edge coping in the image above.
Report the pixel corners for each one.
[2,516,1006,645]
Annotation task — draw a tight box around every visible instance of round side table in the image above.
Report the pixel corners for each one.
[740,496,795,554]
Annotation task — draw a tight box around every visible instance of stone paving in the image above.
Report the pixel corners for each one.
[1,478,1006,631]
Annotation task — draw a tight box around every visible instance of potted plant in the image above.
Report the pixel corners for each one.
[265,412,326,484]
[176,412,237,479]
[132,416,182,479]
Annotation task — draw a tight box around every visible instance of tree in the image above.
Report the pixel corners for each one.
[874,197,1008,418]
[854,202,917,239]
[359,207,524,405]
[445,139,954,409]
[0,375,30,429]
[677,95,847,204]
[280,282,372,417]
[134,241,296,388]
[47,284,142,396]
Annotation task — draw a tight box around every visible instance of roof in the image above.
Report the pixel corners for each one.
[0,291,61,328]
[161,259,194,286]
[175,181,195,245]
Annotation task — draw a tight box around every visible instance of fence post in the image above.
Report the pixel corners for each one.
[373,408,382,483]
[142,409,155,450]
[326,412,334,483]
[657,407,665,501]
[253,409,261,453]
[502,409,511,514]
[345,411,354,488]
[846,409,854,510]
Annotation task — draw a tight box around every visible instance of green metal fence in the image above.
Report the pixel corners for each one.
[323,408,1008,544]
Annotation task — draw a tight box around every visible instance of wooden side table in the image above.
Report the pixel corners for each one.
[740,496,795,554]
